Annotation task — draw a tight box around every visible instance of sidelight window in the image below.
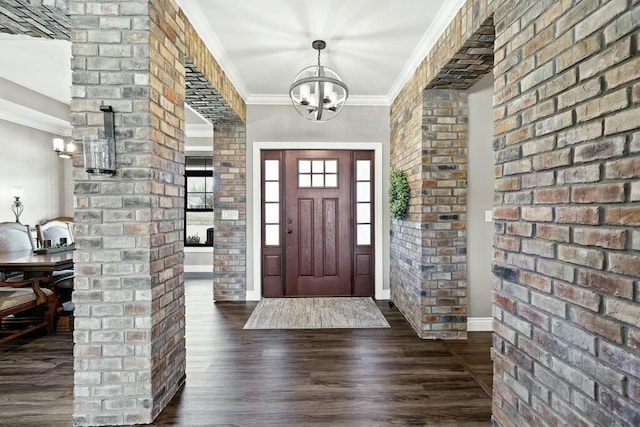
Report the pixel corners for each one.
[264,159,280,246]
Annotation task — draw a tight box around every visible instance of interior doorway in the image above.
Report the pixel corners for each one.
[261,149,375,297]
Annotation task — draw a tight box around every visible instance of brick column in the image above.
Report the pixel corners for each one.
[420,89,468,339]
[70,0,185,425]
[213,124,246,301]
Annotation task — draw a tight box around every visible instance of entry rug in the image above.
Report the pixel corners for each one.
[243,297,390,329]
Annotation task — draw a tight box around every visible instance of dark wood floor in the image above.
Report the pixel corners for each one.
[0,280,493,426]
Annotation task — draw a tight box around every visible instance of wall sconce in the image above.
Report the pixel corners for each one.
[53,138,75,159]
[83,105,116,175]
[10,187,24,223]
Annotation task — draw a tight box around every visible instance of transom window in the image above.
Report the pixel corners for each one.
[298,159,338,188]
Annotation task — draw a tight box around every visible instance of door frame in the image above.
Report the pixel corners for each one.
[249,141,387,301]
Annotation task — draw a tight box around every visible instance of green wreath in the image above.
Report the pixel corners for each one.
[389,169,410,220]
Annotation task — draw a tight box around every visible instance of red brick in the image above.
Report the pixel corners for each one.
[573,227,627,249]
[534,187,570,204]
[608,253,640,276]
[604,156,640,179]
[554,282,601,311]
[558,244,605,269]
[555,206,600,224]
[571,183,625,203]
[605,207,640,226]
[521,271,552,293]
[495,235,521,251]
[532,149,572,171]
[577,269,634,300]
[506,222,533,237]
[517,304,550,329]
[536,224,571,242]
[495,293,516,312]
[494,206,520,220]
[570,306,623,343]
[522,207,553,222]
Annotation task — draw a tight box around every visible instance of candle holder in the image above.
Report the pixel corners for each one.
[10,187,24,223]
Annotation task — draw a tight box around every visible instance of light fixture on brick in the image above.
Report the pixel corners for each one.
[289,40,348,122]
[52,137,75,159]
[83,105,116,175]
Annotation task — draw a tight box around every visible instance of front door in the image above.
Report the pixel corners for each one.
[284,150,352,296]
[261,149,374,297]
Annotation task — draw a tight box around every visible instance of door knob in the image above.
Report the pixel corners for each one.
[287,229,293,234]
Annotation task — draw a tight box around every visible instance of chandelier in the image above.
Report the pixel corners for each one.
[289,40,348,122]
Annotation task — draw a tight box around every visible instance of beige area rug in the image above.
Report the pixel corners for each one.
[243,297,390,329]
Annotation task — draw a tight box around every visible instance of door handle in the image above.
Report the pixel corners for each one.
[287,229,293,234]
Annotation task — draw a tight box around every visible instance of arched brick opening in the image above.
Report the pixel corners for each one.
[0,1,246,424]
[390,9,495,340]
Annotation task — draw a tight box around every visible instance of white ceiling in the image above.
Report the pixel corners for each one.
[0,0,465,109]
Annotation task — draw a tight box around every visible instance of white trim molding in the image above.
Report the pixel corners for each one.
[186,123,214,138]
[248,141,388,301]
[176,0,249,101]
[0,98,71,136]
[386,0,466,104]
[467,317,493,332]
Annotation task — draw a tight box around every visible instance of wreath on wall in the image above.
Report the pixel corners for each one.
[389,169,410,220]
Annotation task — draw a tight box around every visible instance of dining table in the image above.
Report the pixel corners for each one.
[0,249,74,282]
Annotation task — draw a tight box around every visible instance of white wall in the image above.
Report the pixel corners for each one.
[467,73,495,318]
[246,104,391,294]
[0,119,72,227]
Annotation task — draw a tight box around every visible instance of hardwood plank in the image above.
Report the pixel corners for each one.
[0,280,493,426]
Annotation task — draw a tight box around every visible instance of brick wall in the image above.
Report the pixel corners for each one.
[0,0,69,39]
[69,0,186,424]
[421,89,469,339]
[491,1,640,425]
[213,124,246,301]
[390,0,494,339]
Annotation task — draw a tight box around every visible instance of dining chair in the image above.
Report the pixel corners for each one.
[36,217,75,304]
[0,222,34,281]
[36,216,74,248]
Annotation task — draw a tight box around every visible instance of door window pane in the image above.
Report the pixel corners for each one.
[357,182,370,202]
[312,174,324,187]
[357,203,370,223]
[299,160,311,173]
[325,174,337,187]
[325,160,337,173]
[312,160,324,173]
[264,160,279,181]
[187,177,207,193]
[265,224,279,246]
[356,160,370,181]
[357,224,371,245]
[299,174,311,188]
[265,203,279,223]
[187,194,206,209]
[265,182,279,202]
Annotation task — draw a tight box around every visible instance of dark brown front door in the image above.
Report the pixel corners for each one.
[261,149,374,297]
[284,150,352,296]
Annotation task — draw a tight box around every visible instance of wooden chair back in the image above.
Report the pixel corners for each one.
[36,217,74,248]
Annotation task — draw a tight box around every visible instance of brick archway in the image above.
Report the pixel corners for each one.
[0,1,246,424]
[390,10,495,339]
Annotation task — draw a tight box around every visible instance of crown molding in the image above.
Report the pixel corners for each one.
[176,0,249,102]
[0,98,71,136]
[246,94,391,107]
[386,0,466,104]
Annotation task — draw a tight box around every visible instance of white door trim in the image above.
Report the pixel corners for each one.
[249,141,387,301]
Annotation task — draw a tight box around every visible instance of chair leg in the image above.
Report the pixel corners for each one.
[45,296,56,333]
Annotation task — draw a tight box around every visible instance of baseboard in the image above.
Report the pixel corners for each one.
[468,317,493,332]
